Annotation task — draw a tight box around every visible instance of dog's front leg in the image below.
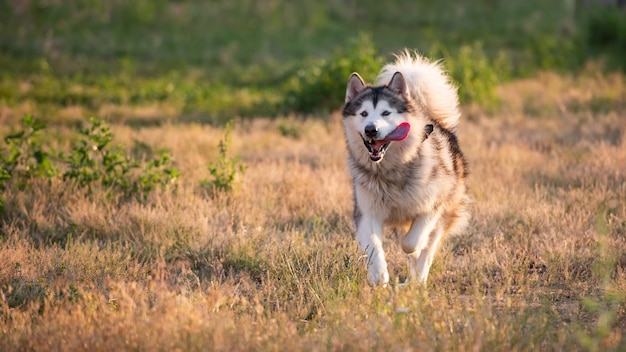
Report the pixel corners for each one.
[356,216,389,287]
[402,208,443,284]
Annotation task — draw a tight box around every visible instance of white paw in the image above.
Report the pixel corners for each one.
[367,260,389,287]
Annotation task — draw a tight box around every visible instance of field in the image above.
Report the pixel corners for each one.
[1,0,626,351]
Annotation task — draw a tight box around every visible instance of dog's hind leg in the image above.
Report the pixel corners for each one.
[356,216,389,287]
[414,224,444,283]
[402,209,443,283]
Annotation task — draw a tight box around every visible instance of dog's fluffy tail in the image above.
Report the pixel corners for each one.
[376,50,460,131]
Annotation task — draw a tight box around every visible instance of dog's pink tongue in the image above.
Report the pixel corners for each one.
[384,122,411,141]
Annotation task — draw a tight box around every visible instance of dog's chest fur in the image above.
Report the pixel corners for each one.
[349,140,441,224]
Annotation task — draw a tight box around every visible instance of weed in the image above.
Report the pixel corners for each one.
[137,151,180,194]
[63,118,132,190]
[0,115,56,211]
[0,116,178,213]
[277,118,301,139]
[201,120,245,194]
[1,115,56,184]
[2,277,49,309]
[63,118,179,199]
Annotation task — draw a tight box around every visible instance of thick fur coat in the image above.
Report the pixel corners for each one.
[342,50,470,286]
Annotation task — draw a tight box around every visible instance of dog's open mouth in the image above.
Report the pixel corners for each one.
[362,139,390,162]
[362,122,411,162]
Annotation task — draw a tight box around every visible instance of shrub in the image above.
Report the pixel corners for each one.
[283,37,512,114]
[0,116,56,211]
[434,42,511,110]
[1,115,56,184]
[63,118,179,199]
[282,34,384,115]
[0,116,179,209]
[586,6,626,49]
[583,5,626,70]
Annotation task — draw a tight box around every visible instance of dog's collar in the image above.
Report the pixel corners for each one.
[424,124,434,140]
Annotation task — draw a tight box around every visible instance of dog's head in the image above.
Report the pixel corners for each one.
[342,72,412,162]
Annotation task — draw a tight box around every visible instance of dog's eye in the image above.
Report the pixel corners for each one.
[360,111,368,117]
[381,110,391,116]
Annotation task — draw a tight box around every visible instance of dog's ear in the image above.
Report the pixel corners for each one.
[388,72,408,97]
[345,73,366,103]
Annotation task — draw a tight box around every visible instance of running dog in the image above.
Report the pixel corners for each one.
[342,50,470,286]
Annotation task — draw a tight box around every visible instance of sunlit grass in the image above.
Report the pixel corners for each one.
[1,66,625,350]
[1,0,625,349]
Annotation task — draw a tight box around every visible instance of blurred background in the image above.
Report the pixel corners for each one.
[1,0,625,124]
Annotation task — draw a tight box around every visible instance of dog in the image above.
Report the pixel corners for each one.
[342,50,470,286]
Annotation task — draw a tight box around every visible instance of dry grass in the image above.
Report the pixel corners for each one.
[1,67,625,351]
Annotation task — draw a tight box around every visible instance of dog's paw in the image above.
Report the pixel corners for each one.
[367,262,390,287]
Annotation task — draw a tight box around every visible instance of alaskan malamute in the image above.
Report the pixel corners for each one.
[342,50,470,286]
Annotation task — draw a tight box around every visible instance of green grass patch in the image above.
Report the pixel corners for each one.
[1,0,623,121]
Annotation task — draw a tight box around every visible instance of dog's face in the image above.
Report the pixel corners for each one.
[343,72,412,162]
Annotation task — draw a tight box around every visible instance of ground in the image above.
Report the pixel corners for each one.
[1,66,625,350]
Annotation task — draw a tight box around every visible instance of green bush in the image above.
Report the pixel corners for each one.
[0,115,56,211]
[435,42,511,111]
[584,5,626,70]
[282,37,513,114]
[1,115,56,183]
[63,118,179,199]
[586,6,626,48]
[282,34,384,115]
[0,115,180,212]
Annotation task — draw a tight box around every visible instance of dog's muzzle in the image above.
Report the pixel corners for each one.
[361,136,390,162]
[360,122,411,162]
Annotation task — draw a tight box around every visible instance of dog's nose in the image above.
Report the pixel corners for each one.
[364,124,378,139]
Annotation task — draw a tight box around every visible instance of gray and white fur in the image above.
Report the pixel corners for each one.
[342,50,470,286]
